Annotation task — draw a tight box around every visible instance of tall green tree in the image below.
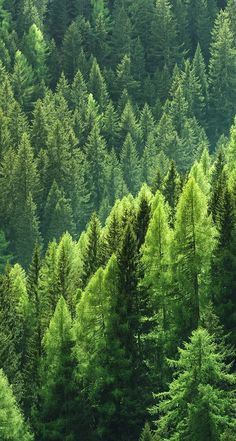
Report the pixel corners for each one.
[173,177,216,341]
[39,296,87,441]
[152,328,236,441]
[209,10,236,140]
[0,369,33,441]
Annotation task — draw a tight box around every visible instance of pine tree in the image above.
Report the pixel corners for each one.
[39,296,87,441]
[209,10,236,140]
[38,240,58,336]
[119,100,142,149]
[139,423,153,441]
[81,213,102,287]
[0,264,29,401]
[135,185,152,250]
[152,328,236,441]
[192,43,209,109]
[14,193,41,268]
[24,24,48,87]
[120,133,141,195]
[149,0,180,72]
[210,182,236,346]
[88,58,109,109]
[110,1,132,66]
[62,20,82,80]
[11,50,35,112]
[45,119,72,196]
[47,0,68,44]
[0,230,12,272]
[101,100,119,150]
[115,54,139,101]
[162,160,181,224]
[43,181,76,245]
[142,192,172,360]
[84,123,108,212]
[23,242,42,416]
[173,177,216,341]
[0,369,33,441]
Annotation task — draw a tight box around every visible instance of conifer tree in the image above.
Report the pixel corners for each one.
[84,124,108,212]
[0,230,11,272]
[11,50,35,112]
[173,177,216,341]
[47,0,68,44]
[152,328,236,441]
[139,423,153,441]
[81,213,102,287]
[101,101,119,149]
[88,58,109,109]
[62,20,82,80]
[43,181,76,245]
[38,240,58,335]
[110,1,132,66]
[119,99,142,144]
[24,24,48,87]
[142,193,172,381]
[162,160,181,224]
[120,134,141,195]
[149,0,180,72]
[0,264,29,401]
[209,10,236,139]
[192,43,209,108]
[0,369,33,441]
[39,296,86,441]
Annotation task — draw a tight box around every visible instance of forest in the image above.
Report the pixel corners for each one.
[1,0,236,440]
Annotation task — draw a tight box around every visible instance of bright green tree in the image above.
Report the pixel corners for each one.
[152,328,236,441]
[173,177,216,341]
[0,369,33,441]
[39,296,87,441]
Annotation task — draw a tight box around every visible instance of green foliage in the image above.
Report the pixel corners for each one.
[0,230,12,272]
[0,369,33,441]
[0,2,236,441]
[152,328,236,441]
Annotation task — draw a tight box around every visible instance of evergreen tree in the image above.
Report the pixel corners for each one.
[43,181,76,245]
[24,24,48,87]
[209,10,236,140]
[152,328,236,441]
[139,423,153,441]
[0,230,12,272]
[48,0,68,44]
[39,296,87,441]
[0,369,33,441]
[88,58,109,109]
[62,20,82,80]
[81,212,102,287]
[120,134,141,195]
[11,50,35,112]
[162,160,181,224]
[173,177,216,341]
[84,124,108,212]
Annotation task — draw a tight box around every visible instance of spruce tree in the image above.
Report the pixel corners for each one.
[209,10,236,140]
[11,50,35,112]
[39,296,87,441]
[173,177,216,341]
[0,230,12,272]
[0,369,33,441]
[152,328,236,441]
[120,134,141,195]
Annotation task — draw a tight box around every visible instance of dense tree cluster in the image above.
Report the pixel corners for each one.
[1,0,236,440]
[0,0,235,266]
